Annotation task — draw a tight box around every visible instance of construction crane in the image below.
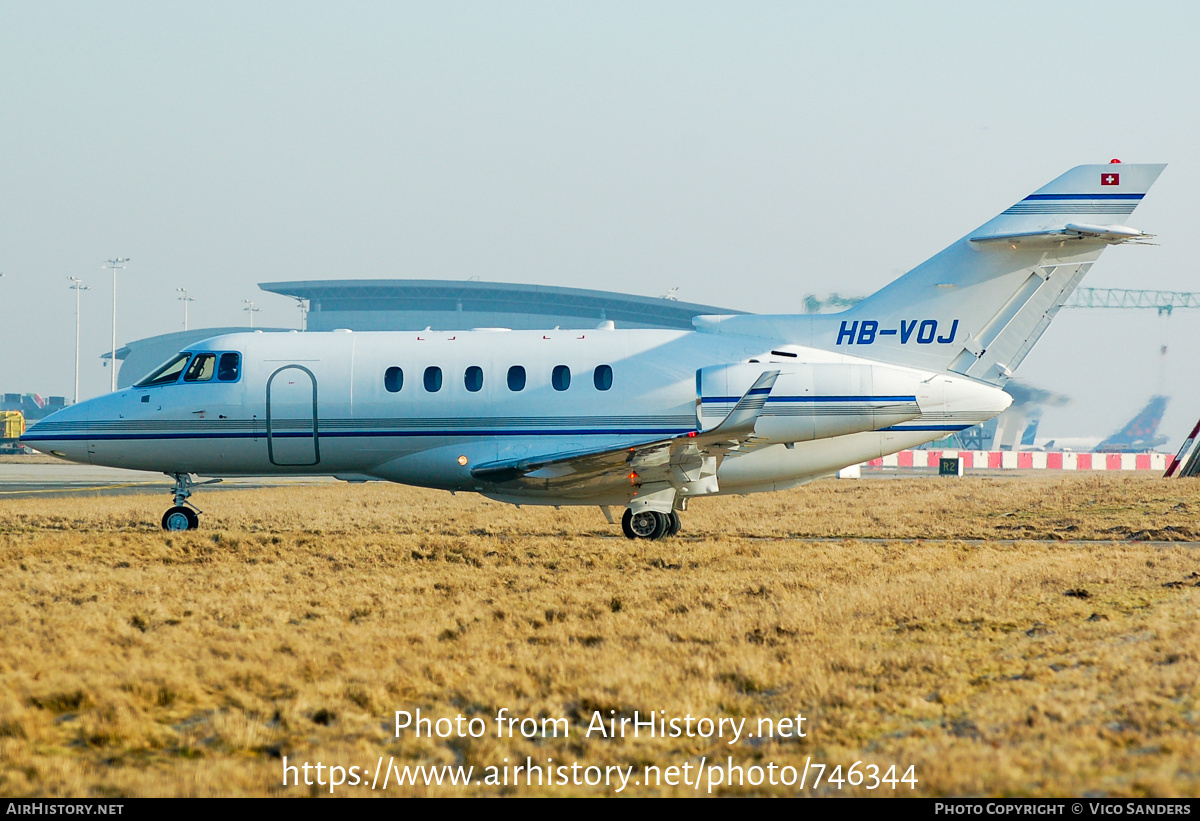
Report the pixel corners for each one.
[1063,288,1200,315]
[798,287,1199,452]
[802,288,1200,315]
[802,285,1200,363]
[801,292,861,314]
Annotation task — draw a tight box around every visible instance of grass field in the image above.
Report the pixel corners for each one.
[1,473,1198,797]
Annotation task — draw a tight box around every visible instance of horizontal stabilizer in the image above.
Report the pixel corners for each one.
[970,223,1154,247]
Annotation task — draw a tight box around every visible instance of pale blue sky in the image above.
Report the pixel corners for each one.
[2,1,1197,439]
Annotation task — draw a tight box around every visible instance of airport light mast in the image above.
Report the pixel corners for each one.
[176,287,195,331]
[103,258,130,392]
[293,296,309,331]
[68,277,90,405]
[242,299,261,328]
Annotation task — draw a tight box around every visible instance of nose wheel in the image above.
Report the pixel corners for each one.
[621,509,682,540]
[162,506,199,531]
[161,472,220,531]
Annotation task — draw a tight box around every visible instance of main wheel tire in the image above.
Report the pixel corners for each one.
[162,506,198,531]
[667,510,682,537]
[628,509,667,540]
[621,508,637,539]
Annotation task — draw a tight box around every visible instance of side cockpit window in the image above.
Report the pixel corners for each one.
[217,352,241,382]
[135,353,191,387]
[184,353,217,382]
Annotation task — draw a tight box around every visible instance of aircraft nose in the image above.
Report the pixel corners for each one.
[19,399,92,463]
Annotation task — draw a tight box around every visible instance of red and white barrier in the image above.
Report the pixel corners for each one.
[865,450,1168,471]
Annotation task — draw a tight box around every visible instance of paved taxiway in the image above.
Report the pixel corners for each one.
[1,460,1187,547]
[0,459,1082,500]
[0,462,336,499]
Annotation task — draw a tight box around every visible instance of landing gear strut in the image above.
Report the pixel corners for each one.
[161,473,220,531]
[621,508,681,540]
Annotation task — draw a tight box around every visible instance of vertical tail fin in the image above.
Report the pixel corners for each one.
[1094,394,1169,452]
[695,162,1165,385]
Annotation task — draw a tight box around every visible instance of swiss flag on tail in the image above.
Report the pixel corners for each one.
[1101,172,1120,186]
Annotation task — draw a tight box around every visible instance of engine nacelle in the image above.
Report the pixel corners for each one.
[696,361,1008,444]
[698,362,924,442]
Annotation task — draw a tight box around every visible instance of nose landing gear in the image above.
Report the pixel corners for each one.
[621,508,682,540]
[162,506,199,531]
[161,473,221,531]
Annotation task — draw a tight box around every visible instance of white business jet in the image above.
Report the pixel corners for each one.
[23,162,1163,538]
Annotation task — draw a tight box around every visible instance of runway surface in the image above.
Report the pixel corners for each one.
[0,462,337,499]
[1,461,1192,551]
[0,459,1121,502]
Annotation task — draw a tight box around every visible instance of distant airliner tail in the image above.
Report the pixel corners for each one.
[695,162,1166,385]
[1094,394,1170,452]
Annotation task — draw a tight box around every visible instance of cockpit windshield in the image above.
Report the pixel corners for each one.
[135,353,191,387]
[134,351,242,388]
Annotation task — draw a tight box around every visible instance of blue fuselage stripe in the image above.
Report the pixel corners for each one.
[702,395,916,403]
[22,428,696,443]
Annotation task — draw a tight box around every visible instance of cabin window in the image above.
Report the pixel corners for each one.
[183,353,216,382]
[424,366,442,392]
[217,352,241,382]
[385,366,403,393]
[594,364,613,391]
[135,353,191,387]
[507,365,526,392]
[464,366,483,392]
[552,365,570,391]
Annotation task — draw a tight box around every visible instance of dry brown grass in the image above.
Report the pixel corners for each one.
[1,473,1198,797]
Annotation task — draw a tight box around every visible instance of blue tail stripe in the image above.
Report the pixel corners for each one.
[1022,193,1144,201]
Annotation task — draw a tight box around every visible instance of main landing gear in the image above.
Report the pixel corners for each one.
[621,508,682,540]
[161,473,221,531]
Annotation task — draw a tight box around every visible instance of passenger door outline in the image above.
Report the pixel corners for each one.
[265,365,320,466]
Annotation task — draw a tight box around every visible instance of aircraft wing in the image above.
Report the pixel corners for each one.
[470,371,780,495]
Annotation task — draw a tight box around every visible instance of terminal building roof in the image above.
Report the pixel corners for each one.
[258,279,744,331]
[107,281,746,388]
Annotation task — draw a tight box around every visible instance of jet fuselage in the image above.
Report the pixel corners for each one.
[24,327,1008,506]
